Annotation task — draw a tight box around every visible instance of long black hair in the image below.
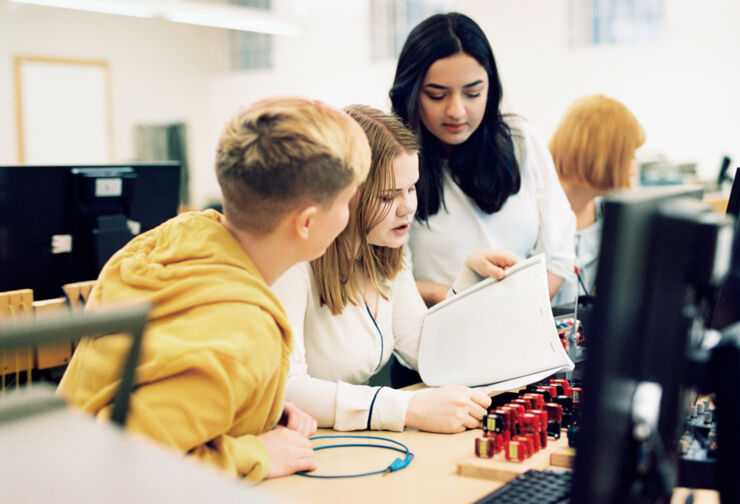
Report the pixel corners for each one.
[389,12,520,221]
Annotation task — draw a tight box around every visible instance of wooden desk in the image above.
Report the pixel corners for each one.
[260,427,501,503]
[260,428,720,503]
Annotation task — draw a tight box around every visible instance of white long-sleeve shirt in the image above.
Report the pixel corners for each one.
[408,116,576,287]
[272,261,427,431]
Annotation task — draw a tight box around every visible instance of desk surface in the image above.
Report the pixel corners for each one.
[260,427,720,504]
[260,427,498,503]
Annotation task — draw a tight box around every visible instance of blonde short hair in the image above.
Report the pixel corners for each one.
[215,97,371,234]
[313,105,419,315]
[549,95,646,190]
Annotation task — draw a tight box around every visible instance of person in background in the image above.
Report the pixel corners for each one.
[58,97,371,481]
[272,104,519,433]
[389,12,576,307]
[549,94,646,305]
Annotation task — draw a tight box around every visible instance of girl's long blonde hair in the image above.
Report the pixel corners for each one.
[312,104,419,315]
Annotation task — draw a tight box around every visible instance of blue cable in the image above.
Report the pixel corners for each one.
[295,435,415,478]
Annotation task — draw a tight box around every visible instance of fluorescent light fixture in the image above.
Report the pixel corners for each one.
[165,1,302,37]
[9,0,157,18]
[9,0,303,36]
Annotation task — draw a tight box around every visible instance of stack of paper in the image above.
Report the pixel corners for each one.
[418,254,574,393]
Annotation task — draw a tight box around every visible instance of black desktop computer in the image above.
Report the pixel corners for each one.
[0,162,181,299]
[572,188,737,504]
[478,186,738,504]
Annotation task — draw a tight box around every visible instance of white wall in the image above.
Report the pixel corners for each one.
[0,0,227,206]
[203,0,398,204]
[451,0,740,183]
[2,0,739,208]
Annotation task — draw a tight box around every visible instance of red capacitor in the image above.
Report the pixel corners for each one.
[492,433,504,453]
[521,413,538,434]
[516,435,536,456]
[513,398,532,411]
[494,408,510,432]
[530,409,549,430]
[571,387,583,409]
[546,402,563,423]
[505,441,526,462]
[475,436,495,458]
[523,393,545,410]
[550,379,572,397]
[535,388,553,403]
[539,429,548,449]
[541,385,558,399]
[506,404,524,433]
[507,403,526,418]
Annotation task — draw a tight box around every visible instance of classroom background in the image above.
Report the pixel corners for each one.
[1,0,738,209]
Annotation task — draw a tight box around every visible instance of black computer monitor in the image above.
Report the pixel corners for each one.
[570,185,733,504]
[726,168,740,219]
[0,162,181,299]
[708,169,740,330]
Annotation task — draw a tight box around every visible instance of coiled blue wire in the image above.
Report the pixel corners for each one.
[295,435,415,478]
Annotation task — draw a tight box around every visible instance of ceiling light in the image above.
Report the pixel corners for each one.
[165,1,302,37]
[9,0,302,36]
[10,0,157,18]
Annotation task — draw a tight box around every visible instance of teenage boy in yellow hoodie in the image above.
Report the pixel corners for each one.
[57,97,371,482]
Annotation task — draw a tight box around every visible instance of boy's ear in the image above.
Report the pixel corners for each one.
[294,204,319,241]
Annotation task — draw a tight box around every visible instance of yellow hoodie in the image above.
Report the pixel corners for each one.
[58,210,291,482]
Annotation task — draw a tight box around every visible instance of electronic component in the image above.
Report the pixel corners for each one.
[482,413,503,434]
[505,440,526,462]
[475,436,495,458]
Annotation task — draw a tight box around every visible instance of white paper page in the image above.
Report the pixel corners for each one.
[418,254,574,387]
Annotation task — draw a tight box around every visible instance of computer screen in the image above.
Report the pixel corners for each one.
[570,185,728,504]
[708,169,740,330]
[0,162,180,299]
[726,167,740,218]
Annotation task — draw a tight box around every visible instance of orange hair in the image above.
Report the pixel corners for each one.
[549,94,645,190]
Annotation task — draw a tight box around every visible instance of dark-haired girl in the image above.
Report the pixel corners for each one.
[390,12,576,306]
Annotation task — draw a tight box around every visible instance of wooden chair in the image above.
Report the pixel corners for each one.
[0,289,34,393]
[33,298,72,370]
[0,303,151,426]
[62,280,96,351]
[62,280,96,310]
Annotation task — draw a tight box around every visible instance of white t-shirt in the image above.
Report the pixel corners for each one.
[272,261,427,431]
[407,116,576,287]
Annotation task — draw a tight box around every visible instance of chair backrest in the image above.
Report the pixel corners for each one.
[62,280,96,310]
[32,298,73,370]
[0,303,151,427]
[0,289,34,392]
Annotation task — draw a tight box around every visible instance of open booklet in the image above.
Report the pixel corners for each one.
[417,254,574,394]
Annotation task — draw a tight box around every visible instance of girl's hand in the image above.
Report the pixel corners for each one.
[405,386,491,433]
[465,249,520,280]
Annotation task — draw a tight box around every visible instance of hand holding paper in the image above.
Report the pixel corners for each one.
[418,254,574,392]
[465,249,521,280]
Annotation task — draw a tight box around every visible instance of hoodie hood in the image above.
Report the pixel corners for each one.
[91,210,290,335]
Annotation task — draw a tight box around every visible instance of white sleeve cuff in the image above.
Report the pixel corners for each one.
[546,257,575,281]
[334,383,414,432]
